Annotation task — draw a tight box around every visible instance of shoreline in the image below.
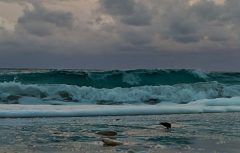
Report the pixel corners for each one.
[1,112,240,153]
[1,104,240,118]
[0,111,237,118]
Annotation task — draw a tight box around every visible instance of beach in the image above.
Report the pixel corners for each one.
[2,0,240,151]
[1,112,240,153]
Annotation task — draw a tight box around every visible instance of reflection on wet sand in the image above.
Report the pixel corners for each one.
[0,113,240,152]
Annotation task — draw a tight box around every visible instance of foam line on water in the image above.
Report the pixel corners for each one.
[1,97,240,117]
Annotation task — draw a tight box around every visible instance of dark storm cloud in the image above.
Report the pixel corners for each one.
[100,0,153,26]
[6,2,74,37]
[17,2,73,36]
[120,4,152,26]
[168,17,197,35]
[173,35,201,44]
[163,14,201,43]
[0,0,76,2]
[2,0,240,71]
[22,22,52,37]
[96,0,240,45]
[101,0,134,16]
[121,30,152,45]
[207,27,231,41]
[190,0,222,21]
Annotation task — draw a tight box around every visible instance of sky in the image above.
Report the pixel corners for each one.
[0,0,239,71]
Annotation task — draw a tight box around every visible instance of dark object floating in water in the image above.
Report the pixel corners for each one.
[115,118,121,121]
[102,138,123,146]
[95,130,117,136]
[53,131,63,134]
[27,144,35,148]
[159,122,171,129]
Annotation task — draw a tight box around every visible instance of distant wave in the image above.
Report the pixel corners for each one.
[1,81,240,105]
[0,69,209,88]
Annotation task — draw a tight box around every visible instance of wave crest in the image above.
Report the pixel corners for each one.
[0,69,208,88]
[1,81,240,105]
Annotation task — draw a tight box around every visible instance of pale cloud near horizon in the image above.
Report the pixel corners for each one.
[0,0,240,71]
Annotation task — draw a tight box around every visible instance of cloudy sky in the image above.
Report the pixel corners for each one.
[0,0,239,71]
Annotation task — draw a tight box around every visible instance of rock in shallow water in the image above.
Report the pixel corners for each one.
[127,149,135,153]
[95,130,117,136]
[53,131,63,134]
[102,138,123,146]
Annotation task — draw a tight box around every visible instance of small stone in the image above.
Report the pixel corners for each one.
[53,131,63,134]
[95,130,117,136]
[156,144,166,149]
[159,122,171,129]
[102,136,116,140]
[28,144,35,148]
[127,149,135,153]
[102,138,123,146]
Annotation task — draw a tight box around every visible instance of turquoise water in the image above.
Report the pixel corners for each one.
[1,69,240,152]
[1,69,240,88]
[1,68,240,117]
[1,68,240,105]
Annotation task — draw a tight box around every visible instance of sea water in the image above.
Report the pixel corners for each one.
[1,68,240,117]
[1,113,240,152]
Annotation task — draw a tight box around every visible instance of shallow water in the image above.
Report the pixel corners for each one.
[0,113,240,153]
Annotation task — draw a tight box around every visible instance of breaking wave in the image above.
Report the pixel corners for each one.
[1,81,240,105]
[1,68,240,117]
[0,69,208,88]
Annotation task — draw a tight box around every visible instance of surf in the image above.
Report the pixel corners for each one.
[0,69,208,88]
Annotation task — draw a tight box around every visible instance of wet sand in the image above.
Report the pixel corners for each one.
[0,112,240,153]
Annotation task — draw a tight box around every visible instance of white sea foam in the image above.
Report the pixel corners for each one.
[161,69,208,80]
[1,82,240,105]
[189,97,240,106]
[1,97,240,117]
[187,69,209,79]
[122,72,141,85]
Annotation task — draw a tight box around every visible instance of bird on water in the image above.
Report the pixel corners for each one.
[159,122,171,129]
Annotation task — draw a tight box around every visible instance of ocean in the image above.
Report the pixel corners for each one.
[1,68,240,118]
[1,68,240,153]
